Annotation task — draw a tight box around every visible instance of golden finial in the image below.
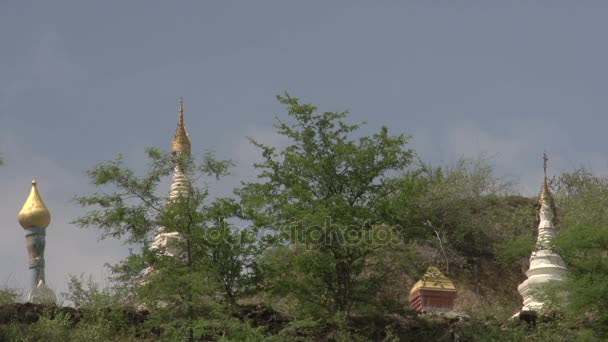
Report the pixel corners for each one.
[539,152,554,207]
[171,97,191,154]
[18,179,51,229]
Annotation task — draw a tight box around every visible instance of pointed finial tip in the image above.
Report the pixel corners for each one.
[32,179,37,185]
[172,98,191,154]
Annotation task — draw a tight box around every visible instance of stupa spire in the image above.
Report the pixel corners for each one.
[169,98,192,201]
[539,152,554,208]
[171,97,191,155]
[140,99,194,292]
[515,153,568,318]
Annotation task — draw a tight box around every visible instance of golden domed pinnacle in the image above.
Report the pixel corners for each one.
[18,179,51,229]
[171,97,191,154]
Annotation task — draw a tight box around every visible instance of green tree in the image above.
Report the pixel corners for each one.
[62,274,123,308]
[382,156,537,313]
[238,94,414,319]
[547,168,608,339]
[0,287,21,305]
[73,148,261,341]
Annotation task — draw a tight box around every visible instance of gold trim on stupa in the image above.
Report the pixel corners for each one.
[171,97,191,154]
[539,152,555,207]
[409,266,456,294]
[18,180,51,229]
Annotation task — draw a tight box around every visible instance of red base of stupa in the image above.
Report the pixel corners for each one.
[409,289,457,312]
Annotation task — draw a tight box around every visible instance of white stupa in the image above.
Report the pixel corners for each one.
[156,97,191,248]
[516,154,568,315]
[168,97,192,202]
[141,98,190,279]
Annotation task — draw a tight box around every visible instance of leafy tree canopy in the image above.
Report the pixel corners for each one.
[238,94,414,317]
[73,148,261,341]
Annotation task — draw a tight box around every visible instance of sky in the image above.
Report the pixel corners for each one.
[2,1,608,301]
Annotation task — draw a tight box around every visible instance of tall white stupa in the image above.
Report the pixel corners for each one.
[516,153,568,316]
[168,97,192,202]
[146,98,191,268]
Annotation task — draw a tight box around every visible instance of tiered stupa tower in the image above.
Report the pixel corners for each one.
[169,97,192,201]
[149,98,191,257]
[516,153,568,315]
[18,180,57,304]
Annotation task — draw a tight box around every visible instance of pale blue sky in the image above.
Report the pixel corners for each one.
[2,1,608,299]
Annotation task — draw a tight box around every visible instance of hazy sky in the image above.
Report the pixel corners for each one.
[2,1,608,300]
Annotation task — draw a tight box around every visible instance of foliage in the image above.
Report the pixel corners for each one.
[0,287,21,305]
[62,274,122,308]
[73,148,261,340]
[1,312,72,342]
[547,168,608,339]
[0,308,141,342]
[410,157,534,264]
[238,94,414,318]
[36,94,608,340]
[381,156,536,314]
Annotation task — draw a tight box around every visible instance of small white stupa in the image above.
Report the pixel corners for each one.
[516,153,568,316]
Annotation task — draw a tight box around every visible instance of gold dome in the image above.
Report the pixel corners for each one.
[171,98,191,154]
[18,180,51,229]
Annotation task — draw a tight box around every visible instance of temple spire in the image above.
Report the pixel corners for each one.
[515,152,568,317]
[171,97,191,155]
[169,98,192,201]
[539,152,554,208]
